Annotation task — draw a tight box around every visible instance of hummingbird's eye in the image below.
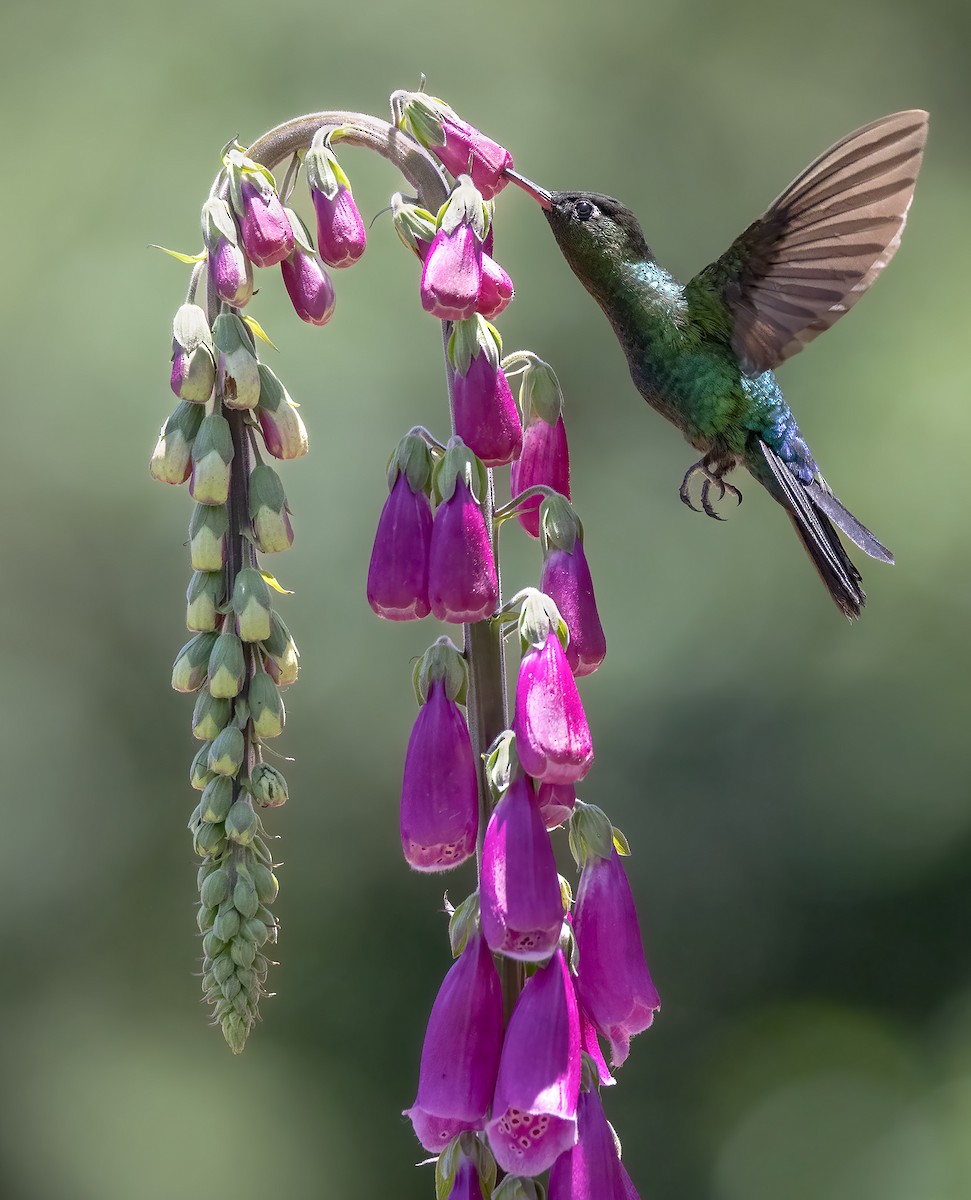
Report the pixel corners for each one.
[574,199,595,222]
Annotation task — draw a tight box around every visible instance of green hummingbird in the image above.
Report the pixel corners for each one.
[506,111,928,617]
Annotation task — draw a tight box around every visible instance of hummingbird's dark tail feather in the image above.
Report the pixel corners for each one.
[806,482,894,564]
[757,441,866,619]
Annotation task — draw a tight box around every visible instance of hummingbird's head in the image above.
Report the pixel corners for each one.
[543,191,653,271]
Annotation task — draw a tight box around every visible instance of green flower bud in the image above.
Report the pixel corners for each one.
[234,966,257,992]
[221,975,242,1001]
[150,401,205,485]
[225,798,259,845]
[213,312,261,410]
[191,688,232,740]
[171,632,218,694]
[232,568,272,642]
[231,938,257,968]
[202,934,225,962]
[233,874,260,917]
[190,743,215,790]
[208,726,245,776]
[262,611,299,686]
[171,303,216,403]
[248,671,285,738]
[213,907,240,942]
[256,364,308,460]
[186,571,225,632]
[212,950,236,983]
[189,412,234,506]
[196,905,216,934]
[248,464,293,554]
[200,867,231,908]
[188,504,229,572]
[222,1012,248,1055]
[241,917,270,945]
[251,863,279,904]
[207,632,246,699]
[193,821,226,857]
[200,775,235,823]
[250,762,288,807]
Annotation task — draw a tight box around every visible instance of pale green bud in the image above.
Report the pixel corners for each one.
[213,908,240,942]
[250,762,288,807]
[213,312,261,410]
[190,742,215,790]
[232,873,260,917]
[251,862,279,904]
[248,464,293,554]
[196,905,216,934]
[186,571,224,632]
[188,504,229,572]
[193,821,226,857]
[200,775,234,823]
[150,401,205,485]
[212,949,236,983]
[189,413,234,506]
[225,798,259,845]
[171,303,216,403]
[263,611,299,685]
[202,933,225,960]
[208,726,245,776]
[207,632,246,699]
[241,917,270,945]
[191,689,232,740]
[171,632,218,694]
[249,671,285,738]
[232,568,272,642]
[200,867,231,908]
[231,938,257,968]
[256,364,308,460]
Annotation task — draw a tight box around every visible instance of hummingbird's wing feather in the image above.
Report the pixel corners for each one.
[806,480,894,563]
[757,441,866,618]
[690,110,928,377]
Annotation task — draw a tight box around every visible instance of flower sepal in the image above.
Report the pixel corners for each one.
[432,438,488,508]
[517,588,569,656]
[568,800,623,869]
[436,1134,497,1200]
[414,636,468,707]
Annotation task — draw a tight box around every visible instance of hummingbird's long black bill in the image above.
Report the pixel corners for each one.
[504,169,553,210]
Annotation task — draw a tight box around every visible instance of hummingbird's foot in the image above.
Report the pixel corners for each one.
[679,460,743,520]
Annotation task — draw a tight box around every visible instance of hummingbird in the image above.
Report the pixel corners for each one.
[506,111,928,617]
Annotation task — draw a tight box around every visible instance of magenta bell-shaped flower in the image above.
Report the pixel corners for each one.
[367,471,433,621]
[429,477,498,623]
[548,1087,637,1200]
[400,678,477,872]
[421,224,483,321]
[281,247,336,326]
[486,948,581,1175]
[405,932,503,1152]
[579,1002,614,1087]
[433,115,513,199]
[510,414,571,538]
[514,630,593,784]
[573,849,660,1067]
[312,186,367,268]
[454,353,523,468]
[480,774,563,960]
[238,178,294,268]
[540,540,606,677]
[477,253,514,321]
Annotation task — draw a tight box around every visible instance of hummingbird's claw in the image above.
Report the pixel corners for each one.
[679,459,743,520]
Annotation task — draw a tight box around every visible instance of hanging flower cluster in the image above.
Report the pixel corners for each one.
[154,131,368,1051]
[157,87,660,1196]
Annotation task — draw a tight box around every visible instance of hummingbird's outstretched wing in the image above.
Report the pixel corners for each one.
[688,110,928,377]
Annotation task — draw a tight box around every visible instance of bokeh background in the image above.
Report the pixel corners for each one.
[3,0,969,1196]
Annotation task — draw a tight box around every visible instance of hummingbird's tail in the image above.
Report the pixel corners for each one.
[756,441,893,619]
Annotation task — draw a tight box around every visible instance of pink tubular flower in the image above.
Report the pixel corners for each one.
[367,473,432,621]
[573,849,660,1067]
[540,540,606,677]
[208,236,253,307]
[537,781,576,830]
[281,247,336,326]
[480,774,563,960]
[511,414,571,538]
[238,178,293,267]
[514,629,593,784]
[312,187,366,268]
[397,94,513,199]
[400,678,477,872]
[477,253,514,321]
[548,1087,635,1200]
[428,477,498,624]
[453,353,522,468]
[486,949,581,1175]
[405,932,503,1152]
[421,225,482,321]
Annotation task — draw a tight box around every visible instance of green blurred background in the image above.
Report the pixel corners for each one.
[3,0,969,1196]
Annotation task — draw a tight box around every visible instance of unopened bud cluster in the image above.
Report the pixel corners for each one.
[155,132,368,1051]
